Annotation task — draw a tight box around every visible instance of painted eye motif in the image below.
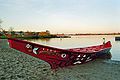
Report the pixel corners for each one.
[61,53,66,58]
[25,44,33,53]
[26,44,30,48]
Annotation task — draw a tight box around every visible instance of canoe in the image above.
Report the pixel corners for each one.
[7,37,112,69]
[115,37,120,41]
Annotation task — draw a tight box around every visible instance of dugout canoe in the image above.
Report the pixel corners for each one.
[7,37,112,69]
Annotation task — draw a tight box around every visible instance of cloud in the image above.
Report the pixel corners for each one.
[0,0,40,11]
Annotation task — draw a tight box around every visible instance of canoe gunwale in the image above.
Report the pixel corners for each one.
[7,37,95,54]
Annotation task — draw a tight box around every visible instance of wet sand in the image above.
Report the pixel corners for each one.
[0,39,120,80]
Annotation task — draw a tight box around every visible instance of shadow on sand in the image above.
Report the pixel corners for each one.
[97,52,112,59]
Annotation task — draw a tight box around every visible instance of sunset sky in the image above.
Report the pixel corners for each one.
[0,0,120,33]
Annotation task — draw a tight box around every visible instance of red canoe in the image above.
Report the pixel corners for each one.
[7,37,112,69]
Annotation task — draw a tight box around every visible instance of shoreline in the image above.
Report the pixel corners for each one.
[0,35,71,39]
[0,39,120,80]
[0,34,120,39]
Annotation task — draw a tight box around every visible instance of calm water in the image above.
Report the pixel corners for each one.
[26,35,120,61]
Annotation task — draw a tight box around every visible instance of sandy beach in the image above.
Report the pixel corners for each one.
[0,39,120,80]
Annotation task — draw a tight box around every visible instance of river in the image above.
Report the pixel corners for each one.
[26,35,120,61]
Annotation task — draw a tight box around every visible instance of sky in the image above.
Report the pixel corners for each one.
[0,0,120,33]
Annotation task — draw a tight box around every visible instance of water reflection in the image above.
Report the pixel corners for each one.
[38,38,51,42]
[26,38,51,42]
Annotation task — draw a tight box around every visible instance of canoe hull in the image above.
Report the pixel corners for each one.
[7,37,112,69]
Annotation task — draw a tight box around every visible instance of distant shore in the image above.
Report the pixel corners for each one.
[1,33,120,39]
[0,35,71,39]
[0,35,57,39]
[0,39,120,80]
[55,33,120,35]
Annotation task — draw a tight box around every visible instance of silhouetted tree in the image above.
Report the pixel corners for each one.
[19,31,24,35]
[0,19,6,36]
[0,19,3,31]
[9,27,15,36]
[46,30,50,34]
[0,28,6,35]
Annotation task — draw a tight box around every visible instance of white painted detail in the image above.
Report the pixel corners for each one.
[73,61,81,64]
[87,57,90,59]
[83,55,86,57]
[78,55,81,57]
[26,44,30,48]
[43,48,44,50]
[86,59,92,62]
[61,54,66,58]
[33,48,39,54]
[81,58,84,60]
[76,58,79,60]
